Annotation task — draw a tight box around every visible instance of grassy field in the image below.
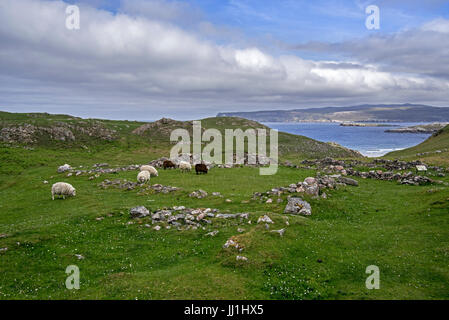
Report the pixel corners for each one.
[0,146,448,299]
[0,113,448,300]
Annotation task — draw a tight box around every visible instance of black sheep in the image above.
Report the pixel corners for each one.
[195,163,208,174]
[163,160,176,170]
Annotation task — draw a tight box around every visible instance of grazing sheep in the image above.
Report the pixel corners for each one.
[51,182,76,200]
[140,165,158,177]
[163,160,176,170]
[195,163,208,175]
[137,170,151,184]
[179,161,192,172]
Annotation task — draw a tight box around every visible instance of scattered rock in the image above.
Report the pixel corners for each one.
[189,189,208,199]
[257,215,273,224]
[223,237,242,250]
[75,254,85,260]
[58,164,72,173]
[130,206,150,218]
[271,228,285,237]
[206,230,219,237]
[337,177,358,186]
[284,197,312,215]
[236,255,248,261]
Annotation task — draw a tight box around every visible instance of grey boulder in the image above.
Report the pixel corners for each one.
[284,197,312,215]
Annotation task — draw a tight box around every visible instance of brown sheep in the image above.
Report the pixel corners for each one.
[163,160,176,170]
[195,163,208,175]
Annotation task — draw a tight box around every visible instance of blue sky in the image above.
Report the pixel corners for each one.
[65,0,449,61]
[1,0,448,119]
[71,0,449,42]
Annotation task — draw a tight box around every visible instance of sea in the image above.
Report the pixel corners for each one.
[262,122,432,157]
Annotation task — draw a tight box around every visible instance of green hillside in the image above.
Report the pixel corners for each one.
[0,111,361,168]
[385,125,449,165]
[1,111,448,300]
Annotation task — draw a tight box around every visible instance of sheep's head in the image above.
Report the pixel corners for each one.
[70,187,76,196]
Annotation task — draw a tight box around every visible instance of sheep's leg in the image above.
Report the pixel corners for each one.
[63,195,65,199]
[52,193,54,200]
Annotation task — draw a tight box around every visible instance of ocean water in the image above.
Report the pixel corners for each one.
[262,122,431,157]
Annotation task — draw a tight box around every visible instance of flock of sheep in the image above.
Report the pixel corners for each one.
[51,159,209,200]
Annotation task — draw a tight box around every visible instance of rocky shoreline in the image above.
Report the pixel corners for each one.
[385,123,448,134]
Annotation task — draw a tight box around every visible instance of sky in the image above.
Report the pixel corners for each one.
[1,0,449,120]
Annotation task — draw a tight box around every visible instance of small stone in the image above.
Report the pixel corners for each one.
[237,228,245,233]
[225,199,232,203]
[223,238,240,249]
[95,217,104,221]
[266,198,273,203]
[57,164,72,173]
[271,228,285,237]
[0,247,8,253]
[43,180,49,184]
[75,254,84,260]
[206,230,219,237]
[236,255,248,261]
[257,215,274,224]
[153,225,161,231]
[338,177,359,186]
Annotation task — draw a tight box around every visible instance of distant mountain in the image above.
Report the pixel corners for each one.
[217,104,449,123]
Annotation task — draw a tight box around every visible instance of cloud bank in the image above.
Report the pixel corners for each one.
[0,0,448,119]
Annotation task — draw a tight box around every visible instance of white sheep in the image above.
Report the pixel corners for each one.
[140,165,158,177]
[179,161,192,172]
[51,182,76,200]
[137,170,151,183]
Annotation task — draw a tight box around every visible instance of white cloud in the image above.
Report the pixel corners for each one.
[0,0,448,119]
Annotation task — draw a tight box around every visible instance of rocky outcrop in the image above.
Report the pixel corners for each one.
[0,121,116,144]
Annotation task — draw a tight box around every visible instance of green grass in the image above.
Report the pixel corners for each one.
[385,125,449,165]
[0,148,448,299]
[0,111,448,300]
